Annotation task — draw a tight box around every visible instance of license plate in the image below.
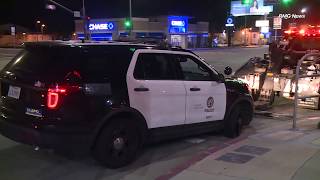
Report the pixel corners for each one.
[26,108,43,118]
[8,86,21,99]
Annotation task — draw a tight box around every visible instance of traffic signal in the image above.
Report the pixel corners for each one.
[241,0,253,5]
[281,0,293,5]
[124,19,132,30]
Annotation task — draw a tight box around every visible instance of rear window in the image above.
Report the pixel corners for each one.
[3,47,82,82]
[3,45,135,83]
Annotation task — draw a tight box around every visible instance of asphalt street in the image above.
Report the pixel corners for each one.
[0,46,271,180]
[194,46,268,74]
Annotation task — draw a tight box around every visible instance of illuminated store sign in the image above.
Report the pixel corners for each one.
[171,20,185,27]
[231,0,273,17]
[89,22,115,31]
[168,16,188,34]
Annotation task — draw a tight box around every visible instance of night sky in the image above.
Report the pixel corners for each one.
[1,0,320,35]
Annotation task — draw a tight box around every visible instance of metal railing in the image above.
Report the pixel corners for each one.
[293,53,320,129]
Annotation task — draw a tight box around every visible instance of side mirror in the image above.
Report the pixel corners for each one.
[217,73,225,83]
[224,66,233,76]
[264,53,270,60]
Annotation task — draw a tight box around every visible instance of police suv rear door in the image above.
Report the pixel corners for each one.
[127,49,186,129]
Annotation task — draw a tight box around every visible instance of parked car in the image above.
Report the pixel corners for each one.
[0,41,253,168]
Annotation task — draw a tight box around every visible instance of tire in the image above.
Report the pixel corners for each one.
[240,105,253,126]
[93,118,142,168]
[224,106,243,138]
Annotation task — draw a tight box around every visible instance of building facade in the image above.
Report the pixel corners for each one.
[75,16,209,49]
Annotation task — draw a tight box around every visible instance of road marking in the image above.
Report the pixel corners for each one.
[312,138,320,146]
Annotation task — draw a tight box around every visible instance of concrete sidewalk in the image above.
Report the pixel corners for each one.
[160,113,320,180]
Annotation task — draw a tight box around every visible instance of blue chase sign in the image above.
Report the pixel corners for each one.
[168,16,189,34]
[89,22,115,31]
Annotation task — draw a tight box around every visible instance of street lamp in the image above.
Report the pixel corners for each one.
[41,24,46,34]
[301,7,308,14]
[36,20,41,32]
[47,0,89,40]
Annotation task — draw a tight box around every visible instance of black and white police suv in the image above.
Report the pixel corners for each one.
[0,41,253,168]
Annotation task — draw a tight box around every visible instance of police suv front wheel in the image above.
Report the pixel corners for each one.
[93,118,142,168]
[224,106,243,138]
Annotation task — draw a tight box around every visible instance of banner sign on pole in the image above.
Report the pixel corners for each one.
[273,16,282,29]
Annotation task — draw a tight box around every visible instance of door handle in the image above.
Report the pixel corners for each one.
[190,87,201,91]
[134,87,149,92]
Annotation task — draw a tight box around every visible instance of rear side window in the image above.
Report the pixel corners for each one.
[133,53,177,80]
[81,46,134,83]
[3,45,135,84]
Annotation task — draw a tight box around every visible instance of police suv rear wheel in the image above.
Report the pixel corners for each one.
[93,118,142,168]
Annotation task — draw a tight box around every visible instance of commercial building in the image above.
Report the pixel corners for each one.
[75,16,209,49]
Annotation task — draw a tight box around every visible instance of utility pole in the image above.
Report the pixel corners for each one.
[129,0,132,37]
[82,0,88,40]
[244,15,247,46]
[129,0,132,20]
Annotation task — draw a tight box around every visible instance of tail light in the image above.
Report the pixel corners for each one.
[284,30,292,34]
[47,85,80,109]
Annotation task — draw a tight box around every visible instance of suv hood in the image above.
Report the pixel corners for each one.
[225,78,250,94]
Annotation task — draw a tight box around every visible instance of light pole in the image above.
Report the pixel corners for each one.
[128,0,132,37]
[41,24,46,41]
[41,24,46,34]
[82,0,88,40]
[36,20,41,32]
[129,0,132,20]
[47,0,89,40]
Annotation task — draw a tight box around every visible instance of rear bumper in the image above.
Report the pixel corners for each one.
[0,117,93,153]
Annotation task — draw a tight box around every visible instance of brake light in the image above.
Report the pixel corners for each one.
[284,30,292,34]
[299,29,305,35]
[47,91,59,109]
[46,85,81,109]
[47,87,67,109]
